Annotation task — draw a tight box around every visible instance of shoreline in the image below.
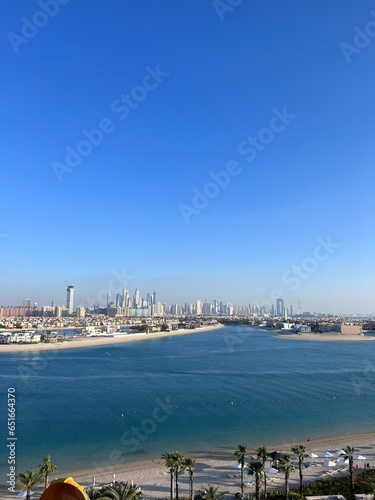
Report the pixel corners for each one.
[0,324,224,353]
[277,332,375,341]
[3,430,374,499]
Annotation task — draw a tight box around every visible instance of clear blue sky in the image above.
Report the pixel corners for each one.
[1,0,375,313]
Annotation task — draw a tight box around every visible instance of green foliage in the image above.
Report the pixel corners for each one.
[38,455,57,489]
[195,484,226,500]
[97,482,142,500]
[266,468,375,500]
[17,470,43,499]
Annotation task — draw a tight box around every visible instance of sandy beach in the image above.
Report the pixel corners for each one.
[0,324,224,353]
[278,333,375,341]
[3,432,375,500]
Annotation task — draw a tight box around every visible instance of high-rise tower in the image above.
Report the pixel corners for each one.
[276,298,284,317]
[66,285,74,314]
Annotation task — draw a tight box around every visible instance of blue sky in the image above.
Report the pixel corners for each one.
[1,0,375,313]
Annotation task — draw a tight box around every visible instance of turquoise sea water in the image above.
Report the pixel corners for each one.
[1,326,375,482]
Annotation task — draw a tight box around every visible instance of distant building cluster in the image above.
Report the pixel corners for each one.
[0,330,41,344]
[0,285,309,320]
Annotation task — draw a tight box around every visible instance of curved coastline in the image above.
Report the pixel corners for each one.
[0,324,224,353]
[4,431,374,500]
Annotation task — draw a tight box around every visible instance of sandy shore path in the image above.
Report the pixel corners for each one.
[2,431,374,500]
[278,333,375,341]
[0,324,224,353]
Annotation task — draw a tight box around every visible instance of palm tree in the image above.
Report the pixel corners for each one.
[162,452,176,500]
[97,482,142,500]
[234,444,248,495]
[279,454,295,500]
[344,446,355,498]
[18,470,43,500]
[257,446,269,499]
[196,484,225,500]
[171,451,185,500]
[291,445,307,496]
[248,461,264,500]
[183,457,196,500]
[39,455,57,490]
[86,487,102,500]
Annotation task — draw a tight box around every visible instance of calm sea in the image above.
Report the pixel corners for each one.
[1,326,375,481]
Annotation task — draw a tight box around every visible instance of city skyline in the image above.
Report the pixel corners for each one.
[2,2,375,314]
[0,282,373,317]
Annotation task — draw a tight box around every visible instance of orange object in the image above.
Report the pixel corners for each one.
[40,477,87,500]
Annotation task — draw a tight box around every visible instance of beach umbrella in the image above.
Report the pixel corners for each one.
[335,449,345,455]
[308,452,319,458]
[234,463,242,469]
[92,477,96,487]
[323,461,336,467]
[354,455,367,460]
[17,492,35,498]
[269,451,283,460]
[265,467,279,474]
[322,451,334,458]
[339,458,349,464]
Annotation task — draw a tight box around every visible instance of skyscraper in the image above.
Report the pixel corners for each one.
[133,288,140,308]
[66,285,74,314]
[276,298,284,317]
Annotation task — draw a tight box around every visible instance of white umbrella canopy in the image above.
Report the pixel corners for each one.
[323,461,336,467]
[322,451,334,458]
[265,467,279,474]
[308,452,319,458]
[234,463,243,469]
[354,455,367,460]
[339,458,349,464]
[335,449,346,455]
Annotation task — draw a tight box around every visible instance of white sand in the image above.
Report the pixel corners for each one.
[278,333,375,341]
[0,325,224,353]
[3,432,374,500]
